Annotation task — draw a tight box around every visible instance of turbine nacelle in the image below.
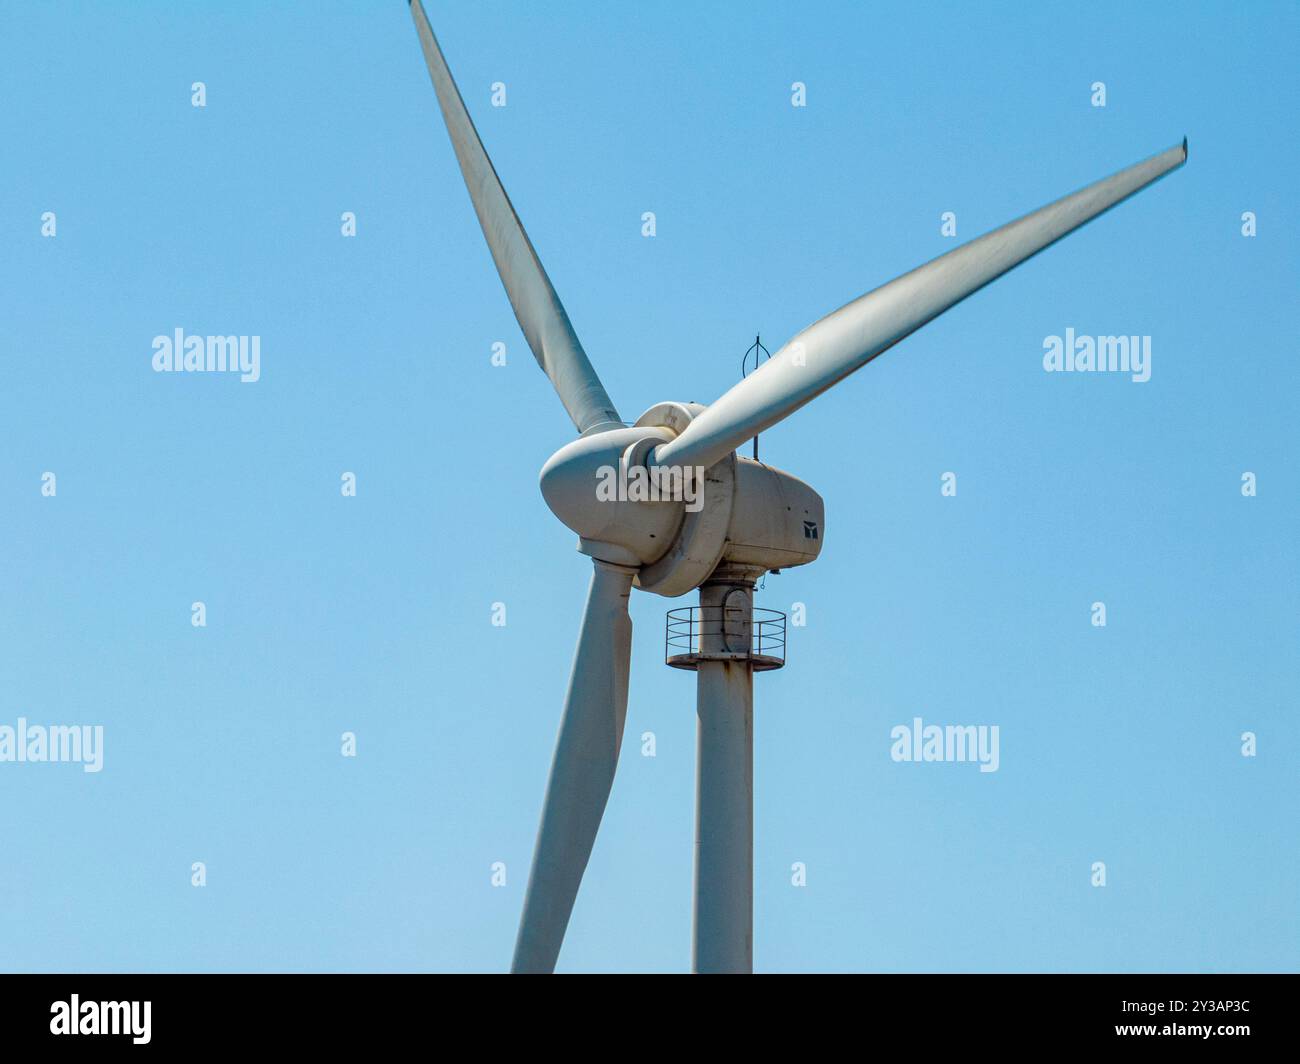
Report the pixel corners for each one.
[539,402,825,594]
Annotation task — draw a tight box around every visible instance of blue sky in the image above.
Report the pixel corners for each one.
[0,0,1295,973]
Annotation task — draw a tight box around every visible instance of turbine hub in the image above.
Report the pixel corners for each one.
[539,425,685,568]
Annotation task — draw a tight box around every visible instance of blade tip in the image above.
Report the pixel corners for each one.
[1182,135,1188,161]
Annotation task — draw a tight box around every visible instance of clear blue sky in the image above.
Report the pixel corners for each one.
[1,1,1295,973]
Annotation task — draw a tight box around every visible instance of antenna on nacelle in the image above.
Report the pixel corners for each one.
[740,334,770,460]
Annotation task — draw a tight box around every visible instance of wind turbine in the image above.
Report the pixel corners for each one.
[407,0,1186,973]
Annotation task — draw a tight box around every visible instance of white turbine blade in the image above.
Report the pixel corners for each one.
[408,0,622,435]
[512,560,634,974]
[654,140,1188,472]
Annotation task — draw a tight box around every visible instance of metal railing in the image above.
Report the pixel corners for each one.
[665,605,786,671]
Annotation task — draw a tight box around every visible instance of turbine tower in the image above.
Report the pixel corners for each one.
[407,0,1186,973]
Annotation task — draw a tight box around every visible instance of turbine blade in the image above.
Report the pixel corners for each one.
[654,139,1188,472]
[408,0,622,435]
[512,560,635,974]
